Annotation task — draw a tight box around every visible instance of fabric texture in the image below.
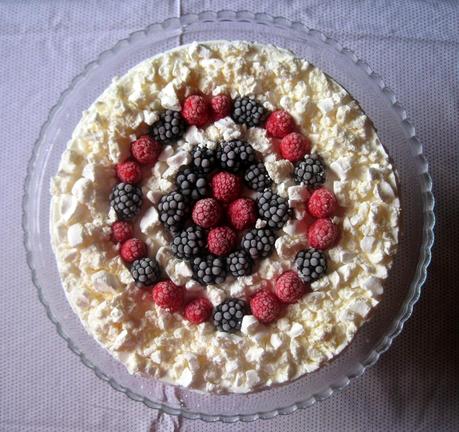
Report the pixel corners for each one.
[1,1,458,431]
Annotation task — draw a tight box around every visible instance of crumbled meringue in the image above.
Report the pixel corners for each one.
[50,41,399,394]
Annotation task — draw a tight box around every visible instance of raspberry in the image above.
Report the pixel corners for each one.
[116,160,142,184]
[210,94,232,120]
[192,198,222,228]
[181,95,211,127]
[265,110,295,138]
[275,271,308,304]
[307,188,337,218]
[250,290,282,324]
[131,135,162,165]
[280,132,310,162]
[184,297,213,324]
[227,198,257,230]
[308,218,339,250]
[211,171,242,203]
[152,280,185,312]
[207,226,237,256]
[120,238,147,263]
[111,221,133,243]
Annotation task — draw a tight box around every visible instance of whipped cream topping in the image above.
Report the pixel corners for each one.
[50,41,400,393]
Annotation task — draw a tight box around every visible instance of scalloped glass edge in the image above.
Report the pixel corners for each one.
[22,10,435,423]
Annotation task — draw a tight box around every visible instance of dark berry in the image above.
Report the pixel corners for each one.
[190,146,216,174]
[150,110,186,144]
[226,250,253,277]
[241,228,276,260]
[295,248,327,283]
[172,226,205,260]
[157,191,189,232]
[216,140,256,173]
[232,96,267,127]
[110,182,143,220]
[175,166,208,201]
[130,257,161,287]
[244,162,272,191]
[213,298,249,332]
[257,189,292,230]
[192,255,227,286]
[294,154,326,188]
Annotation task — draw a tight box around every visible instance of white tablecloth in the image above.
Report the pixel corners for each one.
[1,1,458,431]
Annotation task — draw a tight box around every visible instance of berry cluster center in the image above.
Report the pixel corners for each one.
[108,93,340,332]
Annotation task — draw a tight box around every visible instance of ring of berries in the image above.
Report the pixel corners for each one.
[107,94,341,333]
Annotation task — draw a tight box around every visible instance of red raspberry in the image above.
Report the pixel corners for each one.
[308,218,339,250]
[210,94,232,120]
[250,290,282,324]
[116,160,142,184]
[207,226,237,256]
[192,198,222,228]
[120,238,147,263]
[181,95,211,127]
[211,171,242,203]
[111,221,133,243]
[275,271,308,304]
[131,135,162,165]
[227,198,257,230]
[307,188,338,218]
[184,297,213,324]
[152,280,185,312]
[280,132,310,162]
[265,110,295,138]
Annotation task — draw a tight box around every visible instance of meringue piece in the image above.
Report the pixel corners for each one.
[71,178,92,203]
[139,206,160,235]
[287,185,310,207]
[56,195,82,223]
[159,81,181,110]
[92,271,121,294]
[240,315,261,336]
[330,157,352,180]
[288,322,304,338]
[67,223,84,247]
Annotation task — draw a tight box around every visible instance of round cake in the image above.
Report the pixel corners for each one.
[50,41,400,393]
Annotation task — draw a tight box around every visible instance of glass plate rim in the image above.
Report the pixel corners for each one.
[22,9,435,423]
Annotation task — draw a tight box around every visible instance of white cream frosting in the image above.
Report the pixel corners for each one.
[50,41,400,393]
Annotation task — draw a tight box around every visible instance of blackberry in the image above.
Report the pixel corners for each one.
[172,226,205,260]
[257,189,291,230]
[150,110,186,144]
[213,298,249,333]
[192,255,227,285]
[294,154,326,188]
[175,166,208,201]
[241,228,276,260]
[226,250,253,277]
[110,182,143,220]
[190,146,216,174]
[157,191,189,232]
[130,257,161,287]
[244,162,272,191]
[295,248,327,283]
[232,96,267,127]
[216,140,256,173]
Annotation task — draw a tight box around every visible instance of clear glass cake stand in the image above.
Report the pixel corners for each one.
[22,10,435,422]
